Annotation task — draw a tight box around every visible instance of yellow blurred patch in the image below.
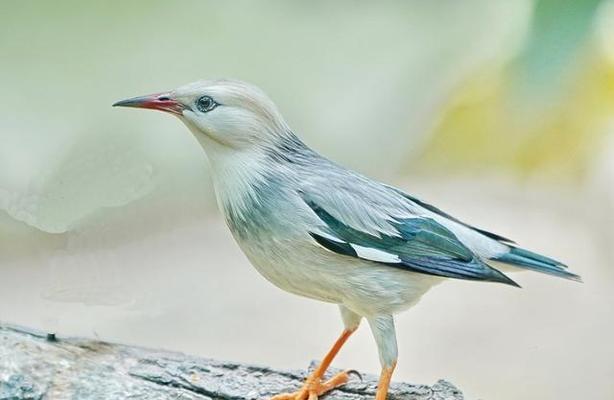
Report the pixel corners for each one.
[417,50,614,181]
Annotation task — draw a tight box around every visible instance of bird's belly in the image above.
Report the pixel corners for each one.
[240,241,345,304]
[236,235,442,316]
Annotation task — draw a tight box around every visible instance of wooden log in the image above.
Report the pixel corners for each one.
[0,323,463,400]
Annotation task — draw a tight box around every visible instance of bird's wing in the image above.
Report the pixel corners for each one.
[299,187,518,287]
[397,190,581,281]
[385,187,515,244]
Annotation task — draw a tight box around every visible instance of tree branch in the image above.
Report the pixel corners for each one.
[0,323,463,400]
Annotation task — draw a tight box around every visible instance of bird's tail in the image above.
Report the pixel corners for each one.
[492,247,581,282]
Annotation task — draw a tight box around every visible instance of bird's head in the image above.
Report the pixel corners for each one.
[113,79,291,152]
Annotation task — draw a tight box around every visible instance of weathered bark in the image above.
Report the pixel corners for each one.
[0,323,463,400]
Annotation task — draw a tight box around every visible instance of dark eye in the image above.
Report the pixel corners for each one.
[195,95,217,113]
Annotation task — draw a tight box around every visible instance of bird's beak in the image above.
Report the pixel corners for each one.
[112,92,184,115]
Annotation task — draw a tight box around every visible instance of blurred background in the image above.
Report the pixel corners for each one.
[1,1,613,399]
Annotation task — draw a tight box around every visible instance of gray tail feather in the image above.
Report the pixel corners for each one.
[493,247,582,282]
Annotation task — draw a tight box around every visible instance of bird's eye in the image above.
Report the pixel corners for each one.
[195,96,217,113]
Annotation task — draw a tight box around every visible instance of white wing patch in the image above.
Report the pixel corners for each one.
[314,231,346,243]
[432,215,509,258]
[350,244,401,263]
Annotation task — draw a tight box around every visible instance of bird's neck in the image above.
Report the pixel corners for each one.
[192,131,273,220]
[189,128,316,228]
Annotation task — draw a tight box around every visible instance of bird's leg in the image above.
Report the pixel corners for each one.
[375,361,397,400]
[368,314,398,400]
[270,328,356,400]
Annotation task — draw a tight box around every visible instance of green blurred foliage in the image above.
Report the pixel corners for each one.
[417,0,614,181]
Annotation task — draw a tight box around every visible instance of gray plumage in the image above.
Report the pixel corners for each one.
[223,131,578,286]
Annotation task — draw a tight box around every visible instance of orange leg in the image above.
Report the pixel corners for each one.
[271,329,356,400]
[375,361,397,400]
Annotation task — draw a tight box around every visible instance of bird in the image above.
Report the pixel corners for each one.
[113,79,581,400]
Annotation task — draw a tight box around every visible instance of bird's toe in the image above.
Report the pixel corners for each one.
[270,370,354,400]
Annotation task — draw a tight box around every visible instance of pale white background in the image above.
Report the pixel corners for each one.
[1,2,613,399]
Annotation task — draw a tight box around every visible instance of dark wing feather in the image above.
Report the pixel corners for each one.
[390,188,516,244]
[305,199,518,287]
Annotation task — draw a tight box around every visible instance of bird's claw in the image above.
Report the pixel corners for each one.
[270,369,354,400]
[346,369,363,382]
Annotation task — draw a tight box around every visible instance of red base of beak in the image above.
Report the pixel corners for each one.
[113,93,184,115]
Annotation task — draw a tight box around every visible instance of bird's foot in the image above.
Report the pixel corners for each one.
[271,370,358,400]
